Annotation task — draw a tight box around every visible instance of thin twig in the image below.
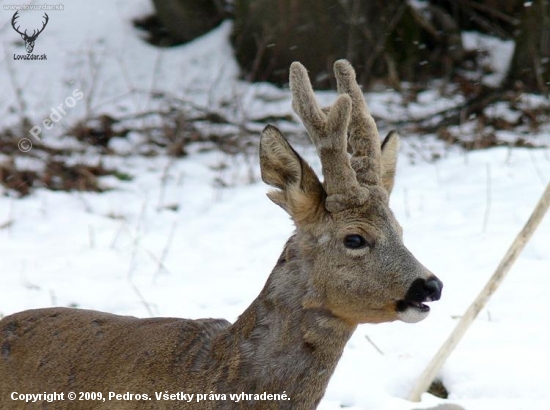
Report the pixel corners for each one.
[0,219,14,230]
[83,48,105,121]
[361,2,408,76]
[131,283,155,317]
[153,220,178,281]
[7,199,14,237]
[127,200,148,280]
[527,150,547,186]
[5,50,31,132]
[482,163,492,233]
[157,158,175,211]
[455,0,520,26]
[365,334,384,356]
[110,220,127,248]
[456,3,512,39]
[146,49,164,111]
[118,223,173,277]
[409,182,550,402]
[115,54,140,114]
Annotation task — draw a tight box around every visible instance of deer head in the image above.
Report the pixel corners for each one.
[11,11,49,54]
[0,60,445,410]
[259,60,442,324]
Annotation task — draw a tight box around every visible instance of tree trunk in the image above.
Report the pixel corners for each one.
[508,0,550,92]
[231,0,550,93]
[152,0,225,44]
[230,0,457,89]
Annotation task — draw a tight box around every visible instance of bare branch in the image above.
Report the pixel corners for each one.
[409,182,550,402]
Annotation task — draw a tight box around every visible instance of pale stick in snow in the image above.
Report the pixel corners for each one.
[409,182,550,402]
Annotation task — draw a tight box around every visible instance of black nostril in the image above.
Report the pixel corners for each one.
[425,278,442,301]
[403,277,443,303]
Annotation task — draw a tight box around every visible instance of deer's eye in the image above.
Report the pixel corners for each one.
[344,234,370,249]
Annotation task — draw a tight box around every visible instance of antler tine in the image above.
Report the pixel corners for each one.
[39,13,49,33]
[289,62,368,213]
[333,59,381,186]
[11,12,24,36]
[32,13,49,38]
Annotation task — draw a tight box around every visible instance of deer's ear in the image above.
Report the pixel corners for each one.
[260,125,326,225]
[380,130,399,196]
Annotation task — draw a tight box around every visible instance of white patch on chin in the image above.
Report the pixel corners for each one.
[397,307,430,323]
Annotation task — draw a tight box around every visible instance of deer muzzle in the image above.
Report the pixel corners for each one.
[396,276,443,323]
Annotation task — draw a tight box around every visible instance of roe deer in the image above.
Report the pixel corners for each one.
[0,60,442,410]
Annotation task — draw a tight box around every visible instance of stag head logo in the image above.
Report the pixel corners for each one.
[11,11,49,54]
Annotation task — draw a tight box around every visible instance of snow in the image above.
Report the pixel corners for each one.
[461,32,515,88]
[1,1,550,409]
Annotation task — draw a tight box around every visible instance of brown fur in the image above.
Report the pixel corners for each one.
[380,130,400,195]
[290,62,369,213]
[0,60,442,409]
[334,59,382,187]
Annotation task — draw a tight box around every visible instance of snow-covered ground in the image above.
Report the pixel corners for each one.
[1,1,550,409]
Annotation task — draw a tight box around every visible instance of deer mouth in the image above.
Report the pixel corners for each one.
[395,299,432,323]
[396,300,430,313]
[395,277,442,322]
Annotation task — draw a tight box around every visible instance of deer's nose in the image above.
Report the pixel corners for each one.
[424,278,442,301]
[405,277,443,303]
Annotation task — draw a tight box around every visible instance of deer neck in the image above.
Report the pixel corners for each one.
[212,236,356,408]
